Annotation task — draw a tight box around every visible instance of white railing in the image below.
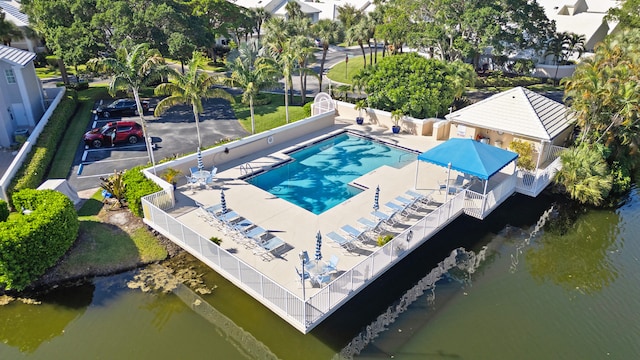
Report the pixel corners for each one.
[516,156,563,197]
[544,145,566,164]
[143,189,174,211]
[141,189,468,333]
[463,174,517,219]
[141,196,308,332]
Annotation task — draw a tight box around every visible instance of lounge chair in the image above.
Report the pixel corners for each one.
[371,209,400,228]
[326,231,356,251]
[253,236,286,261]
[190,166,199,176]
[357,217,384,235]
[405,190,434,206]
[384,201,412,218]
[313,274,332,287]
[341,224,367,242]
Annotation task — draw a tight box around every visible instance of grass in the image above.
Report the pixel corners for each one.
[231,93,309,134]
[164,58,226,72]
[50,190,167,278]
[48,86,111,179]
[34,64,88,80]
[326,55,365,85]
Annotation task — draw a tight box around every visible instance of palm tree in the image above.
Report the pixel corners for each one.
[275,41,297,124]
[312,19,341,90]
[347,18,371,67]
[336,4,362,30]
[154,51,234,148]
[554,143,612,206]
[544,32,572,85]
[290,35,317,105]
[252,7,271,43]
[88,43,167,173]
[285,1,304,21]
[223,43,278,134]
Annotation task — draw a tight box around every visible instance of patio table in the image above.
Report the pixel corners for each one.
[192,170,210,184]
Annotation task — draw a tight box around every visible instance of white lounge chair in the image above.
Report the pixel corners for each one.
[326,231,356,251]
[253,236,286,261]
[322,255,339,273]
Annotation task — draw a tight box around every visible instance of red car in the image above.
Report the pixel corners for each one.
[83,121,144,148]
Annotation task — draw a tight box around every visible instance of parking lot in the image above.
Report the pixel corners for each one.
[68,97,248,191]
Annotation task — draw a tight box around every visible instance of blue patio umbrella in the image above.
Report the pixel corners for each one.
[373,185,380,211]
[220,189,227,213]
[315,231,323,261]
[197,147,204,171]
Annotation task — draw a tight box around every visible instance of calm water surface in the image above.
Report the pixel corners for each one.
[1,187,639,359]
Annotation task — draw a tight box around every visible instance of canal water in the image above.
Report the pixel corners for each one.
[1,187,639,359]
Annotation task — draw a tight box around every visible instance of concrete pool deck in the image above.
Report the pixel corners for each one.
[167,119,478,298]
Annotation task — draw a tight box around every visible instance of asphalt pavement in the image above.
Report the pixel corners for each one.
[67,96,247,191]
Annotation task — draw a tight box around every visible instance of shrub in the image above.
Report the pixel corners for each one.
[45,55,59,68]
[66,81,89,91]
[377,234,394,246]
[0,200,8,222]
[509,139,536,171]
[122,166,162,217]
[302,102,312,117]
[210,236,222,245]
[7,91,78,209]
[0,189,78,290]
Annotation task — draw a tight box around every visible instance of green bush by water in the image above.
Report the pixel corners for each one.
[0,189,78,290]
[123,166,162,217]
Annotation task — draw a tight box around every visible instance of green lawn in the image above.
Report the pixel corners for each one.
[48,190,167,279]
[35,64,89,80]
[231,93,309,134]
[326,55,365,85]
[48,86,111,179]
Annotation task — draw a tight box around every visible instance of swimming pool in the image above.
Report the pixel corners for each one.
[247,132,417,214]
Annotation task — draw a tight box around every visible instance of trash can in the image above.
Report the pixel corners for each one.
[13,128,29,143]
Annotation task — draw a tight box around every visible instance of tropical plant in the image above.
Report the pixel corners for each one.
[154,51,234,148]
[554,143,612,206]
[100,170,127,209]
[508,139,536,171]
[312,19,342,90]
[223,42,278,134]
[355,99,367,120]
[252,7,271,43]
[346,18,371,67]
[377,234,394,246]
[290,35,318,105]
[0,199,9,222]
[391,109,403,128]
[160,167,182,185]
[88,43,168,173]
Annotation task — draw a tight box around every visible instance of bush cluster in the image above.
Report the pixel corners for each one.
[122,166,162,217]
[0,189,79,290]
[65,81,89,91]
[7,91,78,209]
[475,71,542,88]
[0,200,8,222]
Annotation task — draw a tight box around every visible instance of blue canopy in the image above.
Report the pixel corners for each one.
[417,138,518,180]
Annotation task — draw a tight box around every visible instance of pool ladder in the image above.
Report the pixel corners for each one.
[239,162,254,176]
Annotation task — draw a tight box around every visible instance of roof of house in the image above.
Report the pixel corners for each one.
[232,0,374,21]
[445,87,575,141]
[0,44,36,67]
[0,0,29,27]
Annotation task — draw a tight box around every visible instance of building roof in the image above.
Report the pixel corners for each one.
[0,0,29,27]
[0,44,36,67]
[272,0,321,16]
[445,87,575,141]
[232,0,374,21]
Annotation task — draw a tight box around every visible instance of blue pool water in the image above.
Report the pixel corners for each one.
[247,132,417,214]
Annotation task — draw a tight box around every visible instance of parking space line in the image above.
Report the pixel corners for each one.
[82,155,150,165]
[84,143,147,152]
[77,173,113,180]
[82,151,88,161]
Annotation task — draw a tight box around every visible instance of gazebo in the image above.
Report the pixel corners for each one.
[415,138,519,216]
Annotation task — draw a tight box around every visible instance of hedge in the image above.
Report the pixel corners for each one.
[0,200,8,222]
[7,90,78,209]
[122,166,162,217]
[0,189,78,290]
[475,72,542,88]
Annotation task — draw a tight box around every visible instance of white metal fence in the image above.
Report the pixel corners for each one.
[516,156,563,197]
[142,189,467,333]
[462,173,517,219]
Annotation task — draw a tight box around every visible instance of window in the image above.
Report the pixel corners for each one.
[5,69,16,84]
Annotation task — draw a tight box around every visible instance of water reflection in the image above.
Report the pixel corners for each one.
[0,283,94,352]
[525,203,620,294]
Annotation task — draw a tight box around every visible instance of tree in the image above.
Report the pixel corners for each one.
[554,143,612,206]
[285,1,304,21]
[252,7,271,43]
[346,18,371,67]
[88,43,168,173]
[353,52,473,118]
[290,35,317,105]
[312,19,342,90]
[223,43,278,134]
[336,4,362,30]
[154,51,234,148]
[544,31,573,84]
[22,0,101,84]
[168,32,196,74]
[0,10,22,46]
[606,0,640,30]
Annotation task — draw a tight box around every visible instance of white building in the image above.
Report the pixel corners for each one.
[0,0,43,53]
[232,0,375,23]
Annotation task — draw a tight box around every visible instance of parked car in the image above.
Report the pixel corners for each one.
[83,121,144,148]
[95,98,149,118]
